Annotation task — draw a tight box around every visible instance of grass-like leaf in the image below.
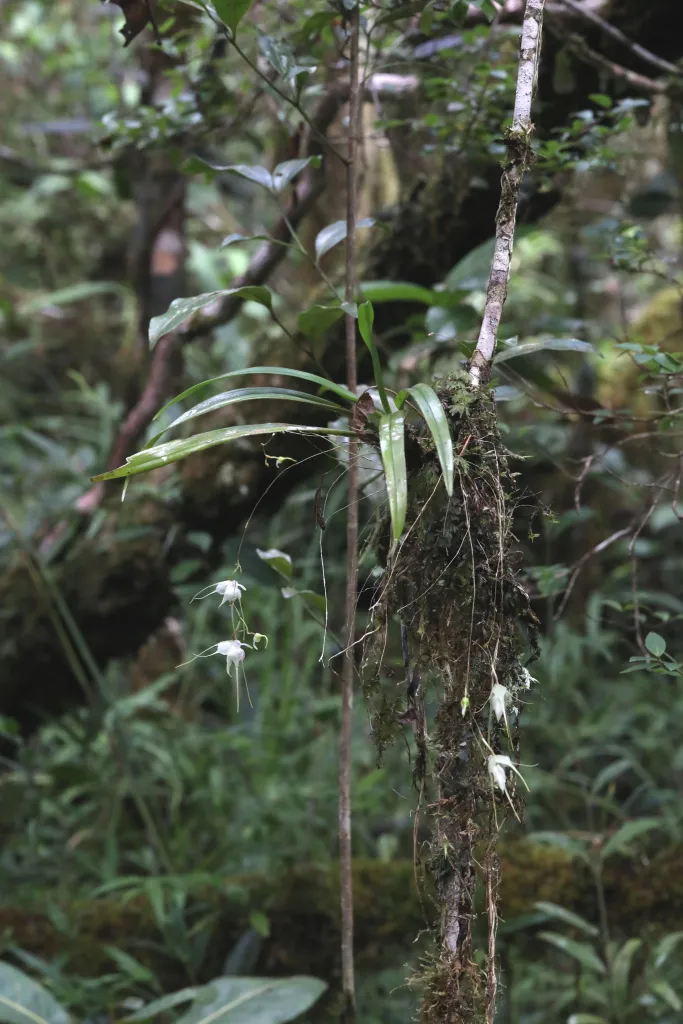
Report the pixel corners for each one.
[154,367,358,421]
[147,387,347,447]
[358,301,390,413]
[92,423,353,482]
[149,288,273,346]
[379,411,407,540]
[406,383,453,496]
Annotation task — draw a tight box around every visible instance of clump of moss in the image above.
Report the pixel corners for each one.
[364,373,539,1022]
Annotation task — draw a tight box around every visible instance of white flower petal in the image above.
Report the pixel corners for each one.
[490,683,510,723]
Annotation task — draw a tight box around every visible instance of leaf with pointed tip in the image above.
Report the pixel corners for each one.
[298,304,344,340]
[149,288,273,346]
[650,979,682,1012]
[154,367,357,420]
[218,163,274,189]
[611,938,642,1009]
[314,218,375,262]
[358,280,467,308]
[213,0,254,34]
[125,988,198,1022]
[406,383,453,496]
[533,902,599,937]
[148,388,346,446]
[653,930,683,969]
[379,411,407,540]
[493,338,594,364]
[257,548,293,578]
[272,158,313,193]
[92,423,353,482]
[221,233,276,248]
[600,817,662,860]
[357,301,390,412]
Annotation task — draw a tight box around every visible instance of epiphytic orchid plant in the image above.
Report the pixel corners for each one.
[93,296,454,542]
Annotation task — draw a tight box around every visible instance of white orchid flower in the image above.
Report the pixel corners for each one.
[490,683,511,724]
[520,667,538,689]
[216,639,247,675]
[191,578,246,606]
[487,754,529,794]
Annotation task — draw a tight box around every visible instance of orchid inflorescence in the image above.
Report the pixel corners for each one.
[179,577,267,709]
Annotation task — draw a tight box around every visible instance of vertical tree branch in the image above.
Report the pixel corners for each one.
[340,4,361,1020]
[469,0,546,388]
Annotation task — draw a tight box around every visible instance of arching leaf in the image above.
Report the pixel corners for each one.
[148,388,347,446]
[154,367,358,419]
[149,288,273,346]
[92,424,352,482]
[493,338,594,364]
[379,411,407,540]
[406,383,453,496]
[174,976,326,1024]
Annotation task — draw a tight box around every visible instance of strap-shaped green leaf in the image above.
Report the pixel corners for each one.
[147,388,346,447]
[149,288,273,347]
[358,301,391,413]
[379,411,407,540]
[92,423,353,482]
[155,368,357,421]
[406,383,453,496]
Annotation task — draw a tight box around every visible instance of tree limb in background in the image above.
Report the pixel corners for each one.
[557,0,682,78]
[562,32,666,94]
[469,0,547,388]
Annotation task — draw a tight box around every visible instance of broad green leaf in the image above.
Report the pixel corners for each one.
[358,280,465,308]
[653,930,683,969]
[314,218,375,261]
[645,631,667,657]
[493,338,594,364]
[125,988,197,1022]
[538,932,606,974]
[379,411,407,540]
[0,961,70,1024]
[258,33,293,78]
[149,288,273,346]
[650,979,683,1011]
[298,305,344,340]
[148,388,347,445]
[281,587,327,613]
[213,164,274,189]
[92,423,353,482]
[600,817,662,860]
[155,368,357,419]
[611,938,642,1008]
[358,301,390,413]
[533,901,599,937]
[425,302,480,341]
[272,158,313,193]
[406,383,453,496]
[174,976,327,1024]
[213,0,254,33]
[256,548,294,578]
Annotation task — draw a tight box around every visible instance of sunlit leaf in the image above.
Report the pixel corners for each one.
[493,338,594,364]
[149,288,272,346]
[257,548,293,578]
[379,411,407,540]
[148,388,346,445]
[0,962,70,1024]
[358,280,466,308]
[272,158,313,193]
[406,383,453,496]
[92,423,352,482]
[174,976,326,1024]
[314,218,375,261]
[538,932,606,974]
[155,368,357,419]
[212,163,274,189]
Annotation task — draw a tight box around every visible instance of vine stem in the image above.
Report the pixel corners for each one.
[340,4,361,1019]
[469,0,546,389]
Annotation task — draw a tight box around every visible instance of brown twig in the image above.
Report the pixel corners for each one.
[557,0,681,78]
[564,33,666,94]
[340,6,361,1019]
[554,526,632,621]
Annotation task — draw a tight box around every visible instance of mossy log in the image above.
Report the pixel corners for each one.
[1,842,681,988]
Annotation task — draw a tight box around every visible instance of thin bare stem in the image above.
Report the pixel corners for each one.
[339,6,361,1020]
[469,0,546,387]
